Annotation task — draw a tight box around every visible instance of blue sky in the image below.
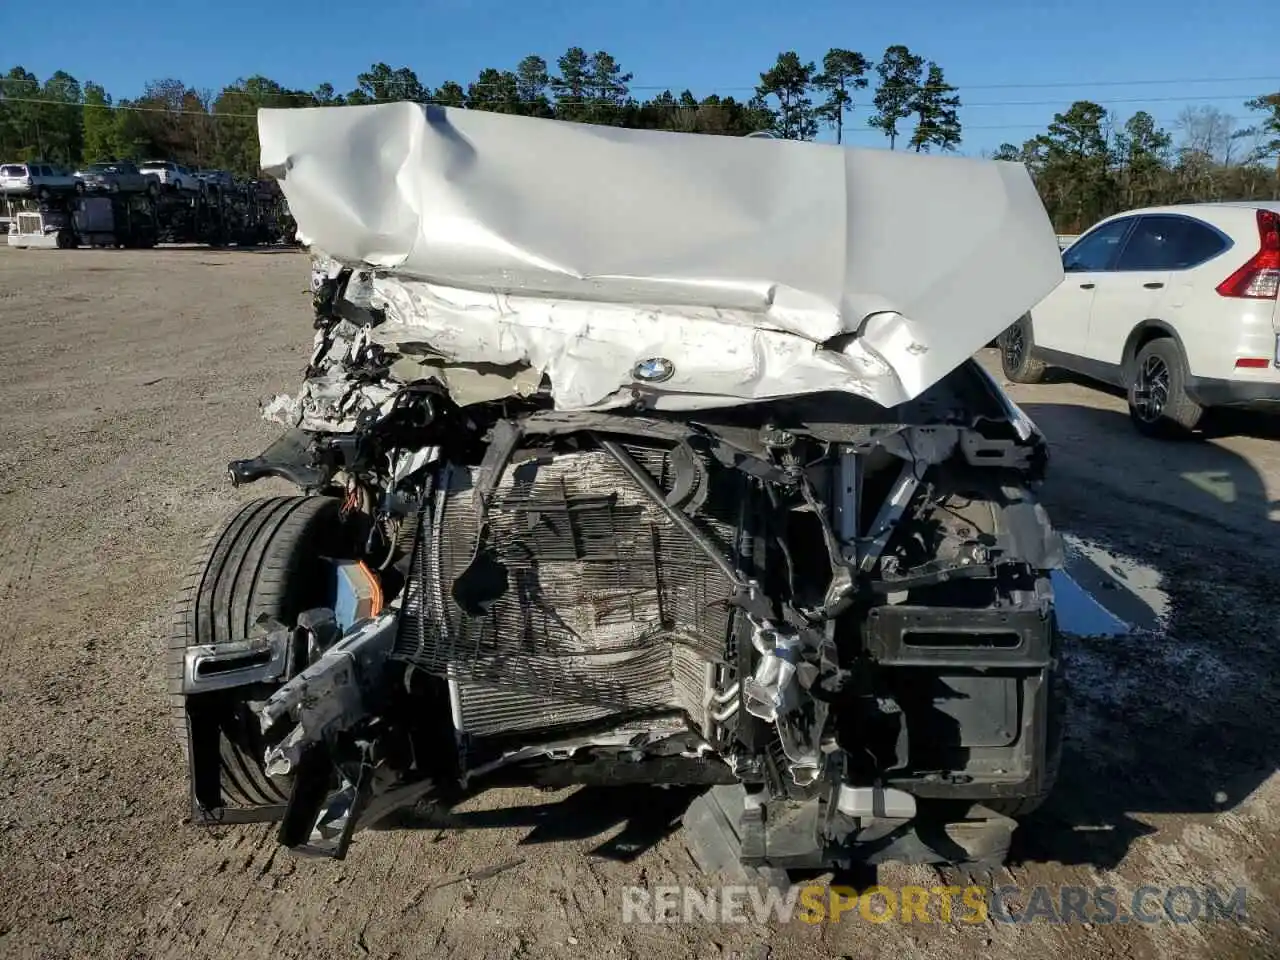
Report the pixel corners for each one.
[2,0,1277,154]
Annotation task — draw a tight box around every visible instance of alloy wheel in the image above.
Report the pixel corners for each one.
[1005,324,1026,369]
[1132,354,1170,423]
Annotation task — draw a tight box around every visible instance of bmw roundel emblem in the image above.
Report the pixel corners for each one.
[633,357,675,383]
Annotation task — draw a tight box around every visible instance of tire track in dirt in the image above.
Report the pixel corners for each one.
[353,835,411,955]
[207,826,278,954]
[0,512,43,631]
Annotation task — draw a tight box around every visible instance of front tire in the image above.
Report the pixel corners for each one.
[999,315,1047,384]
[1127,338,1203,438]
[167,496,353,811]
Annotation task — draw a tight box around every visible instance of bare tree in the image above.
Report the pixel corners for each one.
[1176,105,1237,166]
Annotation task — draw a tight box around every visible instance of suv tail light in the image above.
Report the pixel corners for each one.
[1217,209,1280,299]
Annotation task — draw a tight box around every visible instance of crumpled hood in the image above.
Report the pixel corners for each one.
[258,102,1063,410]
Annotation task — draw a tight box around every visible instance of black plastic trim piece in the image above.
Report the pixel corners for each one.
[227,429,331,490]
[864,604,1054,668]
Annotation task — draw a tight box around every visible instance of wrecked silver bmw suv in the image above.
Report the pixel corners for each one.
[170,103,1068,874]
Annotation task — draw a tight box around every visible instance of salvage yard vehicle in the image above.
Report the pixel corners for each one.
[4,195,78,248]
[74,194,158,248]
[194,169,235,191]
[76,160,160,196]
[1000,202,1280,437]
[139,160,202,192]
[0,162,83,199]
[171,102,1068,875]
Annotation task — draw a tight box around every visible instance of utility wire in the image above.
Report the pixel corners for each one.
[3,73,1280,94]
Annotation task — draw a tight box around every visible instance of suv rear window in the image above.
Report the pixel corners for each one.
[1115,215,1230,271]
[1,164,27,177]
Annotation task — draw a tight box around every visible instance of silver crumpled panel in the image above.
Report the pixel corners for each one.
[259,102,1063,411]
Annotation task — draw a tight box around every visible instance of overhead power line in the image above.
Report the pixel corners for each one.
[0,96,259,117]
[966,93,1269,108]
[2,90,1274,113]
[2,73,1280,94]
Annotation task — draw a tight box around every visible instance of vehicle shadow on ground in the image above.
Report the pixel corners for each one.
[1008,400,1279,872]
[383,784,701,863]
[154,245,302,255]
[1036,367,1280,441]
[1202,408,1280,442]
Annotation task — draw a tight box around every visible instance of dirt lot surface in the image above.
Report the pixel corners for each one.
[1,246,1279,960]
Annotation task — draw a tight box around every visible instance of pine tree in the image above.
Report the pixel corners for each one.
[813,49,870,145]
[755,52,818,141]
[907,63,961,153]
[869,45,924,150]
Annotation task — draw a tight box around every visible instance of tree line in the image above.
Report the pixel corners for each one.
[2,51,1278,233]
[0,46,960,170]
[992,97,1280,232]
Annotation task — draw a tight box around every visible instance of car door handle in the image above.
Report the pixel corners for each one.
[1079,282,1095,289]
[1143,281,1164,289]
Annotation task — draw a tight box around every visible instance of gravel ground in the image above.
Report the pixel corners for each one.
[0,246,1278,960]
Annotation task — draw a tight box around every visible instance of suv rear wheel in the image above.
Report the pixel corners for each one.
[999,315,1047,384]
[1127,338,1203,438]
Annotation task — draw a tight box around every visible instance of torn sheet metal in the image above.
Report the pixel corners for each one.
[259,102,1063,410]
[368,276,901,410]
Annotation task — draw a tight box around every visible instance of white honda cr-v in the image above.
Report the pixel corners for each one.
[998,202,1280,436]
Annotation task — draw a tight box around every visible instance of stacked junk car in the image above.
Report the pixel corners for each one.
[3,176,295,249]
[170,101,1070,878]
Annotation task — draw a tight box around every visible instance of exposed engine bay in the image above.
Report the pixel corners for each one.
[173,103,1068,874]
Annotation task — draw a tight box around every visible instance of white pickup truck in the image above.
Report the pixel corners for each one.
[139,160,201,192]
[0,162,83,198]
